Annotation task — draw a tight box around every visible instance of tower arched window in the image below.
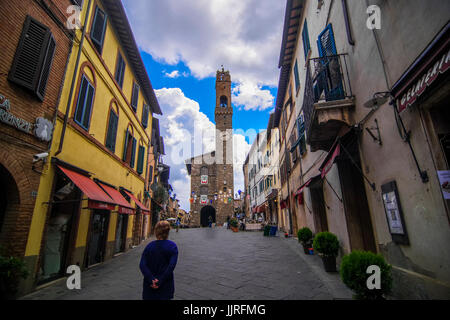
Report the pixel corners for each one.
[201,166,208,176]
[220,96,228,108]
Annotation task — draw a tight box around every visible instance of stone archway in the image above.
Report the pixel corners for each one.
[0,163,20,235]
[200,206,216,227]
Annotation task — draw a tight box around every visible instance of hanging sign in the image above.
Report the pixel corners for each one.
[201,175,208,184]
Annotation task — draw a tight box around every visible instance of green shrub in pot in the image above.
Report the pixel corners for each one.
[297,227,313,254]
[340,250,392,300]
[0,246,29,300]
[313,232,339,272]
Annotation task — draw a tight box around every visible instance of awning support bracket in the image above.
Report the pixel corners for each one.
[340,142,377,191]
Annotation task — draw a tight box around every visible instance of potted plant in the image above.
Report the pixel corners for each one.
[0,247,29,300]
[263,224,271,237]
[297,227,313,254]
[313,232,339,272]
[229,218,239,232]
[340,250,392,300]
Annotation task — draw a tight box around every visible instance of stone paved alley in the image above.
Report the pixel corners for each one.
[22,228,352,300]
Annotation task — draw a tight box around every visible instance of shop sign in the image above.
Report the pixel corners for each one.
[88,200,115,211]
[397,48,450,113]
[0,93,53,142]
[437,170,450,200]
[381,181,409,245]
[201,175,208,184]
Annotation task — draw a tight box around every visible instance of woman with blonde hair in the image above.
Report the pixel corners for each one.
[139,220,178,300]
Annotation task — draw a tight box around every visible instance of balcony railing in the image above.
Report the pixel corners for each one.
[303,54,355,152]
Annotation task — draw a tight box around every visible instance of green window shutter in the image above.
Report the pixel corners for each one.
[106,111,118,152]
[74,76,95,130]
[137,146,145,174]
[91,6,107,53]
[131,83,139,111]
[122,129,129,161]
[130,138,137,168]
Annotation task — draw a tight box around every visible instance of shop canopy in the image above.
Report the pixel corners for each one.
[122,190,150,214]
[98,182,135,215]
[320,140,341,179]
[57,165,115,211]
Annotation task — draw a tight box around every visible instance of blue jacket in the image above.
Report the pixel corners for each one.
[139,240,178,300]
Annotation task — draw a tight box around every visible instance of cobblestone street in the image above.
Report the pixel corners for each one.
[22,228,352,300]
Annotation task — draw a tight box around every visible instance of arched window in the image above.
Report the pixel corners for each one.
[122,124,137,168]
[201,166,208,176]
[73,62,97,131]
[220,96,228,108]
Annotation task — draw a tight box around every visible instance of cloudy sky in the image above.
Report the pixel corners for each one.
[122,0,286,211]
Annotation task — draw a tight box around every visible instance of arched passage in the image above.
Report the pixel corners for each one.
[200,206,216,227]
[0,164,20,235]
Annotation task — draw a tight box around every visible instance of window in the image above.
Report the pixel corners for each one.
[122,127,137,168]
[105,107,118,152]
[318,24,337,57]
[290,131,298,163]
[91,6,107,53]
[294,60,300,92]
[297,114,307,156]
[71,0,83,6]
[200,186,208,196]
[149,166,153,184]
[201,166,208,176]
[74,75,95,130]
[137,145,146,175]
[131,82,139,112]
[142,103,149,128]
[220,96,228,108]
[302,20,311,61]
[9,16,56,101]
[115,52,126,88]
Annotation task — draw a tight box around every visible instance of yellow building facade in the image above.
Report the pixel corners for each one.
[22,0,162,294]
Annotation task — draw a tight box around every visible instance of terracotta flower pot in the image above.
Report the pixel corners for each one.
[302,243,310,255]
[231,226,239,232]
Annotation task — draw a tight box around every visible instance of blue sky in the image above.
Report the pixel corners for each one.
[141,52,277,141]
[123,0,286,210]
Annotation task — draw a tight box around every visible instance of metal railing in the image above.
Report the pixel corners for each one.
[309,54,353,103]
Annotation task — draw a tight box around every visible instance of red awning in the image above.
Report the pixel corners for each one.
[295,179,313,196]
[320,142,341,178]
[257,205,265,213]
[280,201,287,209]
[98,183,135,215]
[57,165,115,211]
[123,190,150,214]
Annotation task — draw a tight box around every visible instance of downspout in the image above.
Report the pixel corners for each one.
[55,0,92,156]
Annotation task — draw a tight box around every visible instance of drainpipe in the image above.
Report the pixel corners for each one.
[55,0,92,156]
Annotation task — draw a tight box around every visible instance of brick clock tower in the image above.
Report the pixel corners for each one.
[215,67,234,223]
[186,67,234,227]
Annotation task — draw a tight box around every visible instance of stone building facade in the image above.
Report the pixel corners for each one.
[186,68,234,227]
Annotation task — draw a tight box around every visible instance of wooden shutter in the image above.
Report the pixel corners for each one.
[9,16,55,101]
[122,129,130,161]
[130,138,137,168]
[142,104,149,128]
[81,82,95,129]
[302,20,310,60]
[294,60,300,92]
[137,146,145,174]
[91,6,107,53]
[149,166,153,184]
[71,0,84,6]
[115,53,125,88]
[131,83,139,111]
[106,111,118,152]
[318,24,337,57]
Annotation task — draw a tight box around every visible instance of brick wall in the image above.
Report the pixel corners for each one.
[0,0,73,257]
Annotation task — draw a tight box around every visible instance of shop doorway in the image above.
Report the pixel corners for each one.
[38,173,80,284]
[0,164,19,237]
[86,210,110,267]
[200,206,216,227]
[309,179,329,233]
[114,214,128,254]
[337,135,377,253]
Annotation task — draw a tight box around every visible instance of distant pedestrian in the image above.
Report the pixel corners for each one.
[208,216,213,228]
[140,221,178,300]
[226,216,230,229]
[175,218,181,232]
